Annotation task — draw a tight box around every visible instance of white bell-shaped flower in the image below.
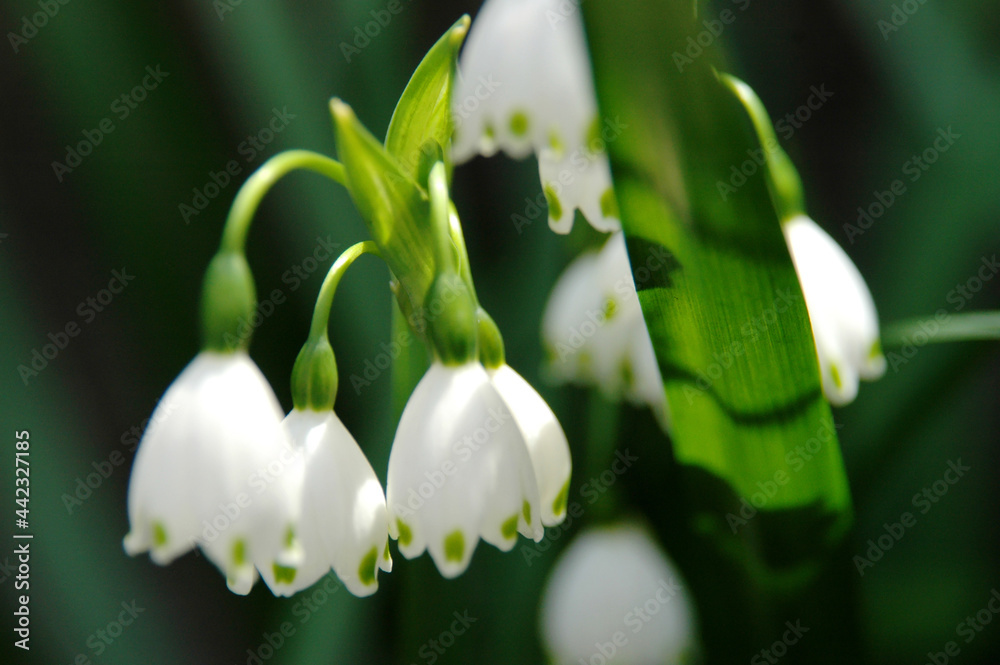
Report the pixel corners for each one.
[124,351,301,595]
[540,522,698,665]
[488,364,571,526]
[387,361,542,578]
[259,409,392,598]
[782,214,887,406]
[542,232,666,420]
[453,0,620,234]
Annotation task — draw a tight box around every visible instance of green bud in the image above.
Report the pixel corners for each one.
[291,336,338,411]
[425,273,477,365]
[200,251,256,352]
[477,308,505,369]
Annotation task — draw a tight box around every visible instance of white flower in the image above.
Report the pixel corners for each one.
[542,232,667,421]
[453,0,620,234]
[386,361,542,578]
[782,214,886,406]
[488,364,571,526]
[124,351,301,595]
[259,409,391,598]
[539,522,698,665]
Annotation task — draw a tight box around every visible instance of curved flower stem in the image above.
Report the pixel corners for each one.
[220,150,347,254]
[309,240,381,340]
[882,311,1000,347]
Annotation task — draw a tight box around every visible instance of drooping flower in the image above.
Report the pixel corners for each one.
[259,409,391,598]
[124,351,301,595]
[782,214,887,405]
[387,361,542,578]
[542,232,667,421]
[453,0,620,234]
[487,363,571,526]
[539,522,699,665]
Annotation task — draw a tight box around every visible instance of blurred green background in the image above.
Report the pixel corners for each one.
[0,0,997,663]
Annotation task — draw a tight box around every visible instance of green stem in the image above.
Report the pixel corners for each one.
[882,311,1000,347]
[428,161,455,274]
[308,241,380,340]
[220,150,347,254]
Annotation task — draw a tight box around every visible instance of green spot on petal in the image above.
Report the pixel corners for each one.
[284,526,295,547]
[396,518,413,547]
[603,297,618,321]
[383,541,390,561]
[621,357,635,390]
[548,129,565,155]
[869,339,883,361]
[522,500,532,524]
[552,478,570,517]
[152,522,167,547]
[830,364,843,390]
[600,187,619,219]
[444,530,465,563]
[586,116,602,152]
[272,563,297,585]
[483,123,495,141]
[544,184,563,222]
[232,539,246,567]
[358,546,378,586]
[501,514,519,541]
[510,110,529,137]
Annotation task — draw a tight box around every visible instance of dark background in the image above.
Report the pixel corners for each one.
[1,0,998,662]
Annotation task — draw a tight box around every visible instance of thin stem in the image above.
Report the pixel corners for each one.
[220,150,347,254]
[309,241,380,341]
[428,161,455,274]
[882,311,1000,347]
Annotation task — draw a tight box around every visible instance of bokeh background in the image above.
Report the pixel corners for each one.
[1,0,998,663]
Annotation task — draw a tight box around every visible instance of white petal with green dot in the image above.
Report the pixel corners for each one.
[386,361,541,578]
[453,0,620,234]
[123,351,299,595]
[260,409,391,598]
[540,522,699,665]
[488,364,571,526]
[782,215,886,406]
[538,147,619,234]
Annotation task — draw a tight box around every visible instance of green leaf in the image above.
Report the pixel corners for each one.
[331,99,435,314]
[384,16,470,185]
[582,2,850,527]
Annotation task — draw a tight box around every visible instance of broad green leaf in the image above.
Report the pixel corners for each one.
[331,99,435,315]
[582,2,850,529]
[385,16,470,185]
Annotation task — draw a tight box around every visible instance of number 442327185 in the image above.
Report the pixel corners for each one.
[15,430,29,527]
